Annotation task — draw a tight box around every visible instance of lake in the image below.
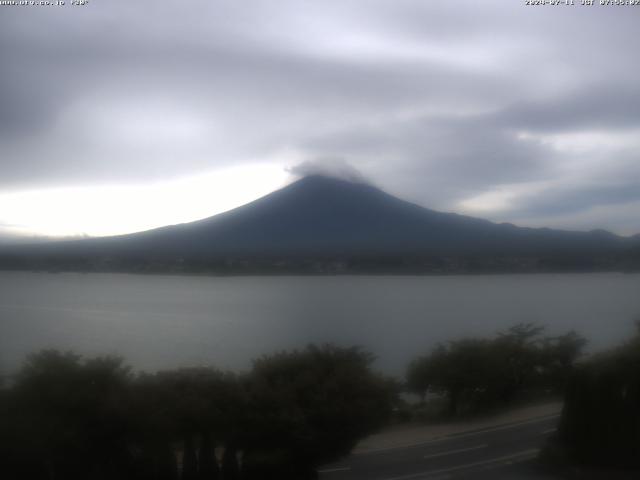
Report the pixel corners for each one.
[1,272,639,376]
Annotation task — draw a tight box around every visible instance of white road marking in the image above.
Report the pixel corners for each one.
[379,448,540,480]
[318,466,351,474]
[355,413,559,456]
[423,444,488,460]
[441,415,560,441]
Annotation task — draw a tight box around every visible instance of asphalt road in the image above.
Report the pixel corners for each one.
[318,414,561,480]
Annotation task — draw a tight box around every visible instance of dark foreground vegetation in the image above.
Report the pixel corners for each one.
[3,322,639,479]
[406,323,640,474]
[0,345,396,480]
[406,323,586,418]
[547,325,640,472]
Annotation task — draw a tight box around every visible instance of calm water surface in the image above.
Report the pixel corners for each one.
[1,272,639,376]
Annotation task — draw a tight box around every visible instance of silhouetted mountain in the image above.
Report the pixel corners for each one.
[1,176,639,273]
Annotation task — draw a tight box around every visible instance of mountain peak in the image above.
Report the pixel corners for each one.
[2,175,632,275]
[286,159,370,186]
[291,173,373,190]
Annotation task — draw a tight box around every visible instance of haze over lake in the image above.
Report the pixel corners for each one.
[1,272,639,376]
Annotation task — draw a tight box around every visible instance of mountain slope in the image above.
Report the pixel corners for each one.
[45,176,633,253]
[1,175,638,272]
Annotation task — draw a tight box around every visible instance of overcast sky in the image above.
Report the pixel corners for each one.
[1,0,639,238]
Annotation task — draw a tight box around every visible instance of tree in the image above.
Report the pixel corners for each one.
[539,331,587,392]
[1,344,395,479]
[197,433,219,480]
[493,323,546,402]
[243,344,396,479]
[406,324,586,417]
[5,350,134,480]
[132,367,244,480]
[406,355,433,403]
[557,329,640,469]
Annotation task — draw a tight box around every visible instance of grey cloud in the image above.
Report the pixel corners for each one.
[0,11,520,190]
[498,151,640,220]
[301,112,558,209]
[513,183,640,220]
[0,0,639,233]
[286,158,370,184]
[496,86,640,133]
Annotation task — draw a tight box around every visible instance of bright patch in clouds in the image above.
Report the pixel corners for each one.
[458,188,516,214]
[1,2,639,235]
[0,165,288,238]
[517,129,640,155]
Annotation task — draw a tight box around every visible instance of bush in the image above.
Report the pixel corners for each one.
[557,331,640,469]
[0,344,396,480]
[244,344,397,478]
[406,324,586,417]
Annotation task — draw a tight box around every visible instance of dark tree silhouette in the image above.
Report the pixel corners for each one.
[221,444,240,480]
[182,436,198,480]
[0,344,395,480]
[2,350,134,480]
[197,433,219,480]
[242,344,396,478]
[556,327,640,469]
[406,324,586,416]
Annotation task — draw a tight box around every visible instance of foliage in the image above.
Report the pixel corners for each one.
[406,323,586,416]
[557,327,640,469]
[0,344,396,480]
[242,345,396,478]
[3,350,133,480]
